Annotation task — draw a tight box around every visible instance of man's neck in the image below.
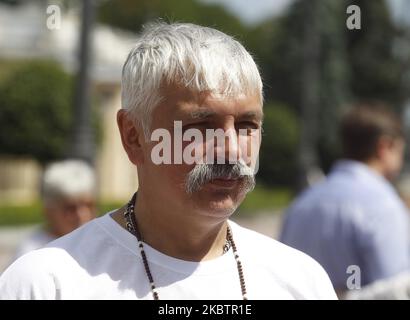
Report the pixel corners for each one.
[111,192,229,262]
[364,158,389,180]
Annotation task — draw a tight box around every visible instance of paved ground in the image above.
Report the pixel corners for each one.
[0,211,284,273]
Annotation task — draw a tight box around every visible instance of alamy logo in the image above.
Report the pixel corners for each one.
[346,5,361,30]
[46,5,61,30]
[346,265,361,290]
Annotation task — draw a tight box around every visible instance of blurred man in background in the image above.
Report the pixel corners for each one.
[280,103,410,295]
[12,159,96,261]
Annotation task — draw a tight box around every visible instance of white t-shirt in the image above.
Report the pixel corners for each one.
[0,213,337,300]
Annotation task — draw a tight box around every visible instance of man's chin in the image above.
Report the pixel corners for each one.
[192,185,246,219]
[197,202,238,220]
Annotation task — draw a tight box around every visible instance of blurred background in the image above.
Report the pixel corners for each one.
[0,0,410,271]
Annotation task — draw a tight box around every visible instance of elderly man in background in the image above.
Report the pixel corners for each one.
[280,103,410,296]
[11,159,96,261]
[0,22,336,300]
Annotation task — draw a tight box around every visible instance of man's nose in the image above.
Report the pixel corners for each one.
[214,126,241,164]
[73,204,93,223]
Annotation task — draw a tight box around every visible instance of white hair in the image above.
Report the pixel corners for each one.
[121,22,263,138]
[41,160,96,204]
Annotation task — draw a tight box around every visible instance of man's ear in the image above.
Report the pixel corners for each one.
[117,109,145,165]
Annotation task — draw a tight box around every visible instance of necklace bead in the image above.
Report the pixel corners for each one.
[124,193,248,300]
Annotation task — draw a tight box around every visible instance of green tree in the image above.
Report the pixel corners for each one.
[97,0,247,39]
[258,103,299,187]
[0,61,73,164]
[258,0,404,177]
[346,0,403,108]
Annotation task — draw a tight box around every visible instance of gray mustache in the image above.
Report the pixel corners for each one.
[185,162,255,194]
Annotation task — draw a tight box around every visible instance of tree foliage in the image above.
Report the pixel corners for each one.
[258,103,299,186]
[0,61,73,164]
[256,0,406,176]
[97,0,247,39]
[346,0,403,108]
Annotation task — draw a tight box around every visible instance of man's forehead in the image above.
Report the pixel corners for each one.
[161,82,260,101]
[163,89,262,119]
[54,193,95,204]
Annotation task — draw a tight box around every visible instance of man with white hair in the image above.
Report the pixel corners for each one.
[0,22,336,300]
[11,159,96,261]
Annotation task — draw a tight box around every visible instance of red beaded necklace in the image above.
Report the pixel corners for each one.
[123,193,248,300]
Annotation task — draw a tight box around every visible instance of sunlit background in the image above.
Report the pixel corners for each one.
[0,0,410,271]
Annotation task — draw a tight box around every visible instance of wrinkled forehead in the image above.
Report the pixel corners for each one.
[157,84,263,119]
[160,82,263,107]
[45,192,95,207]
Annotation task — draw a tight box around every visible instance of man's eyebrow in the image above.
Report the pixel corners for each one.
[239,111,264,122]
[187,109,264,121]
[190,109,217,119]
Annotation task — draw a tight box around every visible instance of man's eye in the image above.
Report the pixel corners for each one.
[236,122,259,130]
